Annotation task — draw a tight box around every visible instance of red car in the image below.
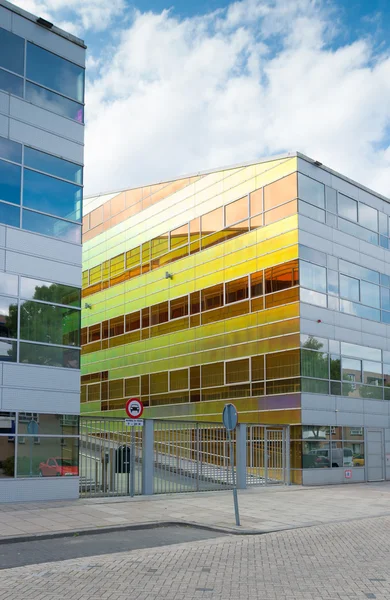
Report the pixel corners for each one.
[38,457,78,477]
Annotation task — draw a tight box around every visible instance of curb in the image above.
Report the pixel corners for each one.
[0,520,268,545]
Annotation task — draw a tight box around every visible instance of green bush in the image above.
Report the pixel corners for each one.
[1,456,15,477]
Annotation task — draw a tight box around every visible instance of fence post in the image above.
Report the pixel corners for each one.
[142,419,154,495]
[285,425,291,486]
[236,423,247,489]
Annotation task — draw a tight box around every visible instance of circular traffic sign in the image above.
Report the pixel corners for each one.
[222,403,238,431]
[125,398,144,419]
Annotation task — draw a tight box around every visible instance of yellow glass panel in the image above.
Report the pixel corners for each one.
[150,372,168,394]
[126,247,141,269]
[102,261,110,280]
[202,362,224,387]
[170,369,189,391]
[110,254,125,277]
[252,356,264,381]
[109,379,124,399]
[82,271,89,288]
[171,224,188,249]
[89,265,101,285]
[266,378,300,394]
[151,233,169,259]
[266,349,300,380]
[125,377,140,396]
[87,383,100,402]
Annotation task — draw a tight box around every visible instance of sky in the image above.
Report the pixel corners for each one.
[14,0,390,197]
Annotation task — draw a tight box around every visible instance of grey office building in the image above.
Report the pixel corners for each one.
[0,0,85,501]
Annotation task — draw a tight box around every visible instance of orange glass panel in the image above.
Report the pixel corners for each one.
[170,296,188,319]
[89,207,103,229]
[171,224,188,249]
[265,287,299,308]
[110,192,125,216]
[250,188,263,216]
[264,173,297,211]
[150,372,168,394]
[201,283,223,311]
[151,302,169,326]
[125,377,140,396]
[170,369,188,391]
[201,207,223,236]
[190,366,201,388]
[125,312,140,331]
[250,214,263,229]
[141,375,149,395]
[125,188,143,207]
[251,297,264,312]
[109,316,124,337]
[252,356,264,381]
[190,291,200,315]
[250,271,263,297]
[80,328,87,346]
[142,307,150,328]
[103,202,111,221]
[226,358,249,384]
[264,200,297,225]
[225,276,249,304]
[88,323,101,343]
[225,196,248,227]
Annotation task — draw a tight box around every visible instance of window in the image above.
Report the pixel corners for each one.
[338,194,357,221]
[0,69,23,97]
[0,136,22,163]
[170,369,188,391]
[20,278,80,307]
[202,363,224,387]
[359,203,378,231]
[325,187,337,213]
[225,197,248,227]
[340,275,359,302]
[0,159,21,205]
[170,297,188,319]
[327,270,339,295]
[226,359,249,384]
[0,28,24,75]
[19,343,79,368]
[298,173,325,208]
[201,284,223,311]
[339,260,379,284]
[250,188,262,216]
[360,281,380,308]
[24,148,83,185]
[363,361,382,386]
[0,202,19,227]
[22,210,81,243]
[20,301,80,346]
[342,358,361,383]
[26,43,84,103]
[23,169,82,222]
[301,349,329,379]
[225,277,249,304]
[0,272,18,296]
[0,296,18,339]
[25,82,84,122]
[250,272,263,297]
[300,261,327,293]
[264,173,297,210]
[0,339,16,362]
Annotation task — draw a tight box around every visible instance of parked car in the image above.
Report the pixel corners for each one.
[308,448,353,468]
[353,454,365,467]
[38,457,78,477]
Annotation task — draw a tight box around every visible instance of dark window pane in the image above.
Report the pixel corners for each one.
[22,210,81,243]
[20,300,80,346]
[330,355,341,380]
[0,28,24,74]
[201,363,224,387]
[0,295,18,338]
[24,147,82,185]
[24,169,82,221]
[225,277,248,304]
[27,42,84,102]
[338,194,357,221]
[0,68,23,97]
[0,201,19,227]
[359,203,378,231]
[170,296,188,319]
[0,338,16,362]
[201,284,223,311]
[226,358,249,384]
[250,272,263,297]
[26,82,84,123]
[298,173,324,208]
[302,441,330,468]
[20,277,80,307]
[19,342,80,368]
[300,261,326,293]
[0,159,21,204]
[0,136,22,163]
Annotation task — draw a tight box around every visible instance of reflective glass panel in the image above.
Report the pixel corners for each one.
[359,203,378,231]
[0,159,21,204]
[24,148,83,185]
[0,69,23,97]
[379,212,388,236]
[23,169,82,221]
[225,197,248,227]
[18,413,79,436]
[25,82,84,123]
[201,207,223,235]
[19,342,80,368]
[0,136,22,163]
[298,200,325,222]
[0,338,16,362]
[300,288,327,307]
[17,437,78,477]
[225,277,249,304]
[360,281,380,308]
[330,355,341,380]
[0,201,19,227]
[327,270,339,295]
[339,260,379,284]
[22,210,81,243]
[363,361,382,386]
[340,299,380,321]
[20,300,80,346]
[338,194,357,221]
[342,357,361,383]
[0,296,18,338]
[20,277,81,307]
[170,225,187,249]
[302,441,330,468]
[250,188,262,216]
[226,358,249,384]
[264,173,297,210]
[27,43,84,102]
[325,187,337,212]
[300,261,326,293]
[0,28,24,74]
[301,349,328,379]
[298,173,325,208]
[381,287,390,311]
[339,218,378,244]
[340,274,359,302]
[299,245,326,266]
[0,272,18,296]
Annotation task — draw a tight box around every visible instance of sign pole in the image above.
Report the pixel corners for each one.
[222,403,240,527]
[130,426,135,497]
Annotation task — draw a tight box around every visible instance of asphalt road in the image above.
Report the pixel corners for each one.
[0,526,226,570]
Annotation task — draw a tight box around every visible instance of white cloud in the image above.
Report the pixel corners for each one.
[83,0,390,198]
[15,0,125,34]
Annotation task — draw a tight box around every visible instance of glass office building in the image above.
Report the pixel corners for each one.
[81,154,390,485]
[0,1,85,501]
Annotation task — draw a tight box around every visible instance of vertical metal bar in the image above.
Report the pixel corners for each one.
[130,425,135,497]
[264,427,268,486]
[285,425,291,485]
[227,427,240,526]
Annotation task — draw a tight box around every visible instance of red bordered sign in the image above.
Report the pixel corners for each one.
[125,398,144,419]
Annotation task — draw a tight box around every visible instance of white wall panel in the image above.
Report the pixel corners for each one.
[9,97,84,145]
[9,119,83,163]
[0,478,79,503]
[0,5,11,29]
[301,409,336,425]
[6,250,81,286]
[6,228,82,267]
[3,363,80,392]
[2,387,79,413]
[301,393,336,412]
[0,248,4,270]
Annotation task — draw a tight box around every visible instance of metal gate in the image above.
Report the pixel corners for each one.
[246,425,289,486]
[79,418,143,498]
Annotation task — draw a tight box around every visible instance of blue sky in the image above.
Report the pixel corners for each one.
[15,0,390,196]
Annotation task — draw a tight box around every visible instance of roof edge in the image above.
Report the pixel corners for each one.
[0,0,86,48]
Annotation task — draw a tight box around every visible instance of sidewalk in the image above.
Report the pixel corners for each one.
[1,481,390,541]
